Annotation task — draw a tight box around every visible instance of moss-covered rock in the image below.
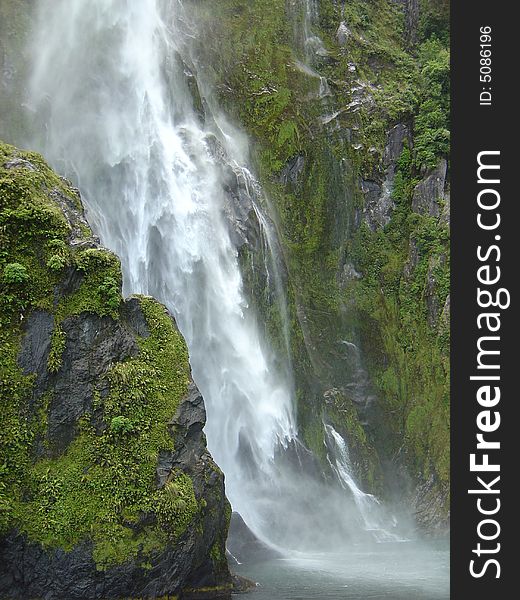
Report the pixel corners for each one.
[0,142,231,599]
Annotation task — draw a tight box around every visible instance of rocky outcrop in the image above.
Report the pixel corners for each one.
[19,305,141,455]
[425,253,448,327]
[227,513,281,564]
[0,142,231,599]
[183,0,451,537]
[0,380,232,599]
[205,133,264,251]
[361,179,393,230]
[412,159,448,217]
[279,154,305,187]
[402,0,420,45]
[362,124,411,230]
[412,475,450,536]
[336,21,352,47]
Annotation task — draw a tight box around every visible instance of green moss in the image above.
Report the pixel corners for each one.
[3,262,29,283]
[154,473,198,537]
[110,415,134,434]
[413,39,450,170]
[10,294,194,568]
[210,540,223,563]
[56,248,123,321]
[187,1,428,493]
[182,584,233,595]
[47,325,66,373]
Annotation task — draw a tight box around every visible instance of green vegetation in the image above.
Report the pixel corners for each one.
[0,0,451,555]
[413,39,450,170]
[192,0,305,172]
[0,142,201,568]
[3,262,29,283]
[348,146,450,488]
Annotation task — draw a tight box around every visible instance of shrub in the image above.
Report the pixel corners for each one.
[47,254,67,272]
[99,277,121,312]
[3,262,29,284]
[110,416,134,434]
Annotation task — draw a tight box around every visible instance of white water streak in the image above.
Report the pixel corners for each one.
[325,424,404,542]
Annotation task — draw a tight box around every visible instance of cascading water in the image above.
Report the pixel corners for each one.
[324,425,403,542]
[26,0,298,543]
[21,0,395,552]
[291,0,332,99]
[0,0,453,593]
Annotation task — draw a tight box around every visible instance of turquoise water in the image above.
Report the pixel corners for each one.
[234,541,449,599]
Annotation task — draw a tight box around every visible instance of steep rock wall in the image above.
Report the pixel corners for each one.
[186,0,450,533]
[0,142,231,599]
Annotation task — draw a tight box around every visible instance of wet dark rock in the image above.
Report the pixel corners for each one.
[227,513,281,564]
[403,238,419,279]
[230,573,257,594]
[157,383,209,492]
[361,179,393,230]
[336,21,352,46]
[17,310,54,399]
[184,65,206,125]
[2,350,232,599]
[18,308,140,455]
[425,253,447,327]
[204,133,262,250]
[50,313,139,453]
[279,154,305,187]
[49,186,99,248]
[383,123,410,169]
[222,181,259,250]
[440,191,450,226]
[121,296,150,339]
[2,146,231,598]
[412,475,450,537]
[412,159,447,217]
[361,124,410,231]
[399,0,420,45]
[53,265,85,301]
[276,438,327,482]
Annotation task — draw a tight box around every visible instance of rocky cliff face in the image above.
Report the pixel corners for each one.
[0,142,231,599]
[186,0,450,533]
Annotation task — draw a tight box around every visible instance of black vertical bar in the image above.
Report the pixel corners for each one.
[451,1,514,597]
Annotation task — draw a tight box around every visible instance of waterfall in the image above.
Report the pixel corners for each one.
[325,425,404,543]
[25,0,299,542]
[19,0,399,551]
[301,0,328,63]
[291,0,331,99]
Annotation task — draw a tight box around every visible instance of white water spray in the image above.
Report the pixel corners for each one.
[291,0,331,99]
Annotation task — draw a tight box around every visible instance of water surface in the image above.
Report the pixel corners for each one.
[234,541,449,599]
